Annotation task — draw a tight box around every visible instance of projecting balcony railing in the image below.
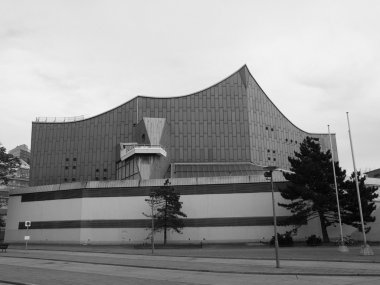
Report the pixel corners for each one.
[34,116,85,123]
[120,144,167,161]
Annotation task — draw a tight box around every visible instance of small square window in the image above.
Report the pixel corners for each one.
[64,178,68,182]
[271,128,274,131]
[103,177,107,180]
[291,140,293,143]
[268,157,271,160]
[286,139,288,142]
[265,127,268,130]
[267,149,270,153]
[273,158,276,161]
[73,158,77,161]
[73,166,76,170]
[95,177,99,181]
[72,178,76,182]
[65,166,69,170]
[295,141,298,144]
[273,150,276,154]
[103,168,107,172]
[96,169,99,172]
[65,158,69,162]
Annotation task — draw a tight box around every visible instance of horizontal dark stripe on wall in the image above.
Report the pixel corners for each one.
[18,216,292,230]
[18,182,288,202]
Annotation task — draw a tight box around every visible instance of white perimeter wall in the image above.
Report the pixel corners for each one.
[6,191,367,244]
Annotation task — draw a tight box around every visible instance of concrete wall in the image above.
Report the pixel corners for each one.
[5,178,322,244]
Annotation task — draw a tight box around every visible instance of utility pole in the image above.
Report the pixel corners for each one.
[346,112,373,256]
[328,125,348,253]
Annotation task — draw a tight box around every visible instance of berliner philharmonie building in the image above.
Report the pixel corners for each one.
[5,65,339,244]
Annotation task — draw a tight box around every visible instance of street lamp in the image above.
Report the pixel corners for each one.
[145,197,155,255]
[328,125,348,253]
[264,166,280,268]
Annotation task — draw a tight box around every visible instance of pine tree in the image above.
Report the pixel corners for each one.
[341,172,378,233]
[148,179,187,245]
[279,137,346,243]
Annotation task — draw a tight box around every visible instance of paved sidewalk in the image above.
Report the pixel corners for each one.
[1,244,380,276]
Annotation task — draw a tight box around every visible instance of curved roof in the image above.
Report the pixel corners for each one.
[32,65,334,136]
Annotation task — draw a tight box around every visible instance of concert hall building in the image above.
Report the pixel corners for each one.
[5,65,339,244]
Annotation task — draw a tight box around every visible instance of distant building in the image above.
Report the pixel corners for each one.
[363,169,380,242]
[9,144,30,165]
[7,145,30,188]
[366,169,380,179]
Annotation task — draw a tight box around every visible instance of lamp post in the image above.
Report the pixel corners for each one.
[328,125,348,253]
[264,166,280,268]
[145,197,155,255]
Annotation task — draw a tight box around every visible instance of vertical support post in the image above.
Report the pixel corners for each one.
[25,225,29,250]
[151,198,155,255]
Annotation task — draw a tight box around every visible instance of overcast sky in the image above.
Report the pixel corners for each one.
[0,0,379,174]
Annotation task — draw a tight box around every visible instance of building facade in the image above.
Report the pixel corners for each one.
[6,65,341,244]
[30,65,337,186]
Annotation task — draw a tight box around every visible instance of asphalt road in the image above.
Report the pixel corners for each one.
[1,245,380,285]
[1,256,380,285]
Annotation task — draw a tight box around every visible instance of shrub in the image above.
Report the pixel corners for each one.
[270,232,294,247]
[306,235,322,246]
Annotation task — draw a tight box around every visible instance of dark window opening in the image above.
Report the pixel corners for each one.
[271,128,274,131]
[73,166,76,170]
[291,140,293,143]
[103,177,107,180]
[95,177,99,181]
[73,157,77,161]
[295,141,298,144]
[265,127,268,130]
[72,178,76,182]
[286,139,288,142]
[103,168,107,172]
[65,166,69,170]
[268,157,271,160]
[142,134,145,142]
[64,178,68,182]
[273,150,276,153]
[267,149,270,153]
[65,158,69,162]
[96,169,99,172]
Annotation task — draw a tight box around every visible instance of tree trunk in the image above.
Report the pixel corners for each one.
[318,212,330,243]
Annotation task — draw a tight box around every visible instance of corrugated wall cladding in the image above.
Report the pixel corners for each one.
[243,68,338,169]
[30,65,338,186]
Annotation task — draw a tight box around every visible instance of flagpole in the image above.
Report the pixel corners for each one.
[346,112,373,255]
[328,125,348,252]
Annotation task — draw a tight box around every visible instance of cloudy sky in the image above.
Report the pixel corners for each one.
[0,0,379,174]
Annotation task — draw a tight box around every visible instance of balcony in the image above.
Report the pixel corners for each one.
[120,144,167,161]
